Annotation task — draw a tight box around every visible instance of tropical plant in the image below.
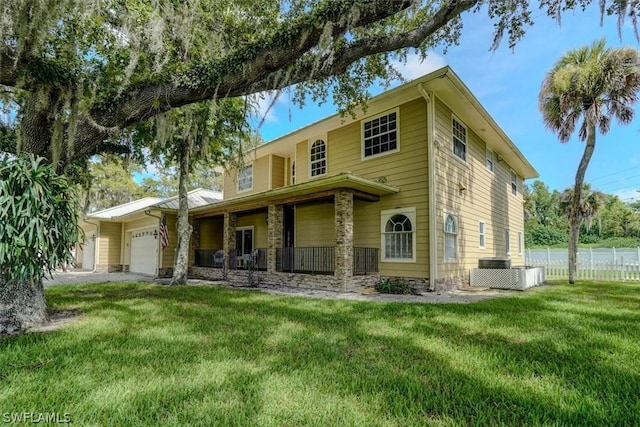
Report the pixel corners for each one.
[0,155,81,334]
[538,39,640,283]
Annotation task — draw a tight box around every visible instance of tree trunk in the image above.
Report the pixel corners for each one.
[170,141,193,285]
[0,280,48,335]
[568,123,597,284]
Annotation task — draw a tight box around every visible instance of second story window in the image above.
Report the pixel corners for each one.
[363,109,398,158]
[486,147,494,172]
[237,165,253,192]
[291,161,295,184]
[310,139,326,177]
[511,170,517,195]
[452,117,467,161]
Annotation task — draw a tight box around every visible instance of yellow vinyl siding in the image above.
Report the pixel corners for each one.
[434,97,525,279]
[160,214,178,269]
[199,216,224,250]
[253,156,270,193]
[271,155,285,189]
[98,222,122,265]
[295,140,309,183]
[236,211,268,248]
[329,99,430,278]
[295,203,335,247]
[124,217,157,232]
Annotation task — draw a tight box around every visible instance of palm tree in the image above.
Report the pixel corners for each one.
[558,184,605,234]
[539,39,640,284]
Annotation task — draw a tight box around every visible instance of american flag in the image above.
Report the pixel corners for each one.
[159,214,169,250]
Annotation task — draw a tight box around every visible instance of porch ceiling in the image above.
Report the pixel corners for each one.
[192,172,398,217]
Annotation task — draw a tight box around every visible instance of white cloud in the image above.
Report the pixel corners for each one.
[613,188,640,202]
[252,91,290,126]
[392,51,448,80]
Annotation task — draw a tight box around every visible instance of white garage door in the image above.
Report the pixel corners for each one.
[130,228,158,275]
[82,236,95,270]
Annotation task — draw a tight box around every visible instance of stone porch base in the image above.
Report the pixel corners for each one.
[189,267,379,292]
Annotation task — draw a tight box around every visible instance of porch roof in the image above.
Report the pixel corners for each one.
[191,172,399,216]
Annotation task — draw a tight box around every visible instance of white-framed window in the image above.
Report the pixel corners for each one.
[444,213,458,261]
[310,139,327,177]
[479,221,486,249]
[235,227,254,259]
[452,116,467,162]
[486,147,494,172]
[518,232,523,255]
[511,170,517,196]
[505,229,511,255]
[381,207,416,262]
[362,109,399,159]
[237,165,253,192]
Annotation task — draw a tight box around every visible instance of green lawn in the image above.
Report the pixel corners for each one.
[1,282,638,426]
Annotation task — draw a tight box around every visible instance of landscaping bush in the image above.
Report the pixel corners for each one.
[375,277,414,294]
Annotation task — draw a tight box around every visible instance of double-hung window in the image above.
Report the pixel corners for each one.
[511,170,517,196]
[479,221,486,248]
[452,117,467,161]
[310,139,326,177]
[486,147,494,172]
[363,109,398,158]
[444,214,458,260]
[237,165,253,192]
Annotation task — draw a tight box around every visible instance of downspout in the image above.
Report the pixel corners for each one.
[144,210,163,274]
[418,83,438,290]
[82,218,100,273]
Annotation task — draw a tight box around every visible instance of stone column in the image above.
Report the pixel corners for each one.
[267,204,284,273]
[334,191,354,290]
[223,212,237,271]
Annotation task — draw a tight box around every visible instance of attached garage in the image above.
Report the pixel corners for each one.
[129,228,159,275]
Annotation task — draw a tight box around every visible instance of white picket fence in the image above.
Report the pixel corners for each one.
[526,247,640,282]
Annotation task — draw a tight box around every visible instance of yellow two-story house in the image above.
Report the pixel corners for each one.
[188,66,538,291]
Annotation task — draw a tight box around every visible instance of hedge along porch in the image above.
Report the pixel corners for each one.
[190,173,399,291]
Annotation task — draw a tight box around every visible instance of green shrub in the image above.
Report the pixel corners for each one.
[375,277,414,294]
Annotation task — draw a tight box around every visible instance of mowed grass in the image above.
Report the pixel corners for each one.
[1,281,639,426]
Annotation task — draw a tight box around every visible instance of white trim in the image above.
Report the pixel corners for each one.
[478,220,486,249]
[235,226,255,259]
[505,228,511,256]
[308,136,328,179]
[361,108,400,161]
[452,114,467,163]
[518,231,523,255]
[486,147,494,173]
[443,212,459,262]
[380,207,416,263]
[237,164,253,193]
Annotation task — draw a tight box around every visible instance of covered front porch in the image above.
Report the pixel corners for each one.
[189,173,398,290]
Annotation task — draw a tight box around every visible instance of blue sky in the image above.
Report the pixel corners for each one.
[256,3,640,202]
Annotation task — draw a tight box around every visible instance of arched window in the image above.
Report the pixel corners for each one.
[310,139,326,177]
[384,214,413,259]
[444,214,458,260]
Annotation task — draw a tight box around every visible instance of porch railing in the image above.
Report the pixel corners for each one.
[194,249,224,268]
[276,247,335,275]
[197,246,378,275]
[194,248,267,271]
[353,247,379,275]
